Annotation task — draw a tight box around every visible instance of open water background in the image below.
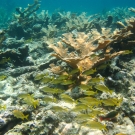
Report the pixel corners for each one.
[1,0,135,15]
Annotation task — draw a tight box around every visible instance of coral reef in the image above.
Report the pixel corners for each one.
[1,2,135,135]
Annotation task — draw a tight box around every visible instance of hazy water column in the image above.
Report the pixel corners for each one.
[1,0,135,14]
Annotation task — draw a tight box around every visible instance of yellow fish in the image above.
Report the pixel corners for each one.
[71,103,90,112]
[82,68,97,75]
[57,75,69,80]
[0,105,6,110]
[97,63,110,70]
[0,57,10,64]
[61,80,75,85]
[115,133,127,135]
[40,77,52,84]
[34,73,45,81]
[122,50,133,55]
[82,120,107,130]
[50,79,63,84]
[78,97,101,106]
[95,84,113,94]
[79,84,92,90]
[13,110,29,120]
[19,94,39,108]
[89,77,104,83]
[91,109,106,116]
[69,68,80,75]
[0,75,7,81]
[60,94,75,104]
[43,96,57,103]
[75,114,94,121]
[51,106,68,112]
[83,90,97,96]
[41,87,63,94]
[101,97,123,106]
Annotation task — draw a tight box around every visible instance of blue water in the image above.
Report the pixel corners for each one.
[1,0,135,14]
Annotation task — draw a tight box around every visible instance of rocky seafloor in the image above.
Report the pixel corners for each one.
[0,1,135,135]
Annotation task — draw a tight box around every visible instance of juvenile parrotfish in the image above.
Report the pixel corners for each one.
[13,110,29,120]
[99,110,118,121]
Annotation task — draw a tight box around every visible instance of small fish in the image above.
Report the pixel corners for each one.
[40,77,52,84]
[95,84,113,94]
[0,75,7,81]
[60,94,75,104]
[43,96,57,103]
[23,98,39,108]
[122,50,133,55]
[19,93,31,99]
[90,53,100,58]
[19,94,39,108]
[51,106,68,112]
[91,109,106,116]
[101,97,123,106]
[57,75,69,80]
[83,90,97,96]
[89,77,104,83]
[13,110,29,120]
[41,87,63,94]
[115,133,127,135]
[99,110,118,121]
[50,79,63,84]
[61,80,75,85]
[69,68,80,75]
[82,68,97,75]
[0,57,10,64]
[78,97,101,106]
[97,63,110,70]
[71,103,89,112]
[34,73,45,81]
[79,84,92,90]
[24,38,33,43]
[82,120,106,130]
[0,105,6,110]
[75,114,94,121]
